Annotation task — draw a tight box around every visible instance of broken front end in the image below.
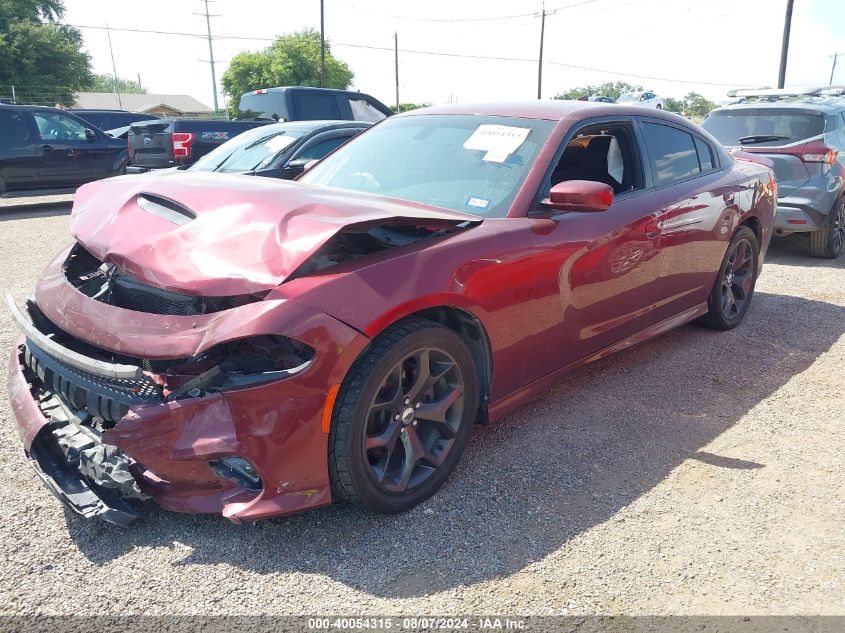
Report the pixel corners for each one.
[6,245,368,526]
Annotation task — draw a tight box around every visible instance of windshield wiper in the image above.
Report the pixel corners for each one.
[738,135,790,145]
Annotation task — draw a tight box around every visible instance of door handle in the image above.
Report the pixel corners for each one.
[41,144,55,152]
[645,220,663,238]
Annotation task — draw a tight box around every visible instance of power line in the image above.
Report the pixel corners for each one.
[333,0,597,23]
[10,20,753,88]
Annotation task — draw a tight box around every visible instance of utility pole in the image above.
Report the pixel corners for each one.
[394,32,399,112]
[105,23,122,109]
[537,5,546,99]
[137,72,142,92]
[196,0,220,111]
[777,0,794,89]
[830,53,839,85]
[320,0,326,87]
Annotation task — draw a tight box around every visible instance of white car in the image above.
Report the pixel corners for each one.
[617,91,663,109]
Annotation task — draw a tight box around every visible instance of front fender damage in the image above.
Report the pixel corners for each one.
[7,292,370,526]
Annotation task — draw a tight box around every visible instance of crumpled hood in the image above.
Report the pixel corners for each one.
[70,172,480,296]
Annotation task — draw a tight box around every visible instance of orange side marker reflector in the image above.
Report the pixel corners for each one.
[321,384,341,433]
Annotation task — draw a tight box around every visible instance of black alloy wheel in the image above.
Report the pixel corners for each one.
[720,237,755,321]
[701,225,759,331]
[809,197,844,259]
[363,347,464,493]
[329,318,478,513]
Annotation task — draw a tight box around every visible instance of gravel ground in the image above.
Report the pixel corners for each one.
[0,203,842,619]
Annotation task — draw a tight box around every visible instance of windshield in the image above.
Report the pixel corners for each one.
[701,109,826,147]
[298,114,556,217]
[616,93,638,102]
[190,126,305,173]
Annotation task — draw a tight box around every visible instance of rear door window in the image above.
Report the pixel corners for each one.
[294,93,342,120]
[694,137,714,171]
[641,122,700,186]
[349,98,387,122]
[701,109,826,146]
[0,110,30,144]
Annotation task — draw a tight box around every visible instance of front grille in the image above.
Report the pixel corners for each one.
[23,340,162,423]
[110,273,205,316]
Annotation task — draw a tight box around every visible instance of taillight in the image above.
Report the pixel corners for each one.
[172,132,195,158]
[254,89,268,94]
[798,140,837,165]
[754,139,838,170]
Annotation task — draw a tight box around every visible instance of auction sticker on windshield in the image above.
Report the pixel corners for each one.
[463,124,531,163]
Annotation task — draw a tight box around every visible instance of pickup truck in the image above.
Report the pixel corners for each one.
[236,87,393,122]
[126,119,270,172]
[127,88,393,173]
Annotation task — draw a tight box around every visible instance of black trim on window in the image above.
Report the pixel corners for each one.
[635,116,726,191]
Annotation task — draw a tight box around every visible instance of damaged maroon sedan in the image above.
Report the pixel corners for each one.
[6,102,776,526]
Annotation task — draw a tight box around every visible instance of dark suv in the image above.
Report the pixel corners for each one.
[0,104,128,198]
[702,87,845,258]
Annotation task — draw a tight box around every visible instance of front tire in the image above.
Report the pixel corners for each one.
[328,318,479,514]
[808,196,844,259]
[701,226,759,331]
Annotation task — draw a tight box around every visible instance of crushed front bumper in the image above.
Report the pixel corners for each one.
[6,292,369,526]
[8,339,143,527]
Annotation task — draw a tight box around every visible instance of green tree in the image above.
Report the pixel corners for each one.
[395,102,431,113]
[84,73,146,94]
[682,92,716,118]
[222,29,354,115]
[0,0,92,105]
[663,97,684,113]
[553,81,643,101]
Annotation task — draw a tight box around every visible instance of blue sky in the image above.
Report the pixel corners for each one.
[64,0,845,108]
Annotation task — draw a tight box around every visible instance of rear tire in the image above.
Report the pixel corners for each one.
[701,226,759,331]
[808,197,844,259]
[328,318,479,514]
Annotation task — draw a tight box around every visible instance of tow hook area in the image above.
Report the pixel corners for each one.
[28,389,148,528]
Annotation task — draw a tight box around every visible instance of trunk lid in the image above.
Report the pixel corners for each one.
[70,172,480,296]
[739,142,815,197]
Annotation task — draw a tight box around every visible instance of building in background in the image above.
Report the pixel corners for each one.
[72,92,212,117]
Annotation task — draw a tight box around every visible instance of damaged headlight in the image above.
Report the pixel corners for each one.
[209,456,262,491]
[161,335,314,401]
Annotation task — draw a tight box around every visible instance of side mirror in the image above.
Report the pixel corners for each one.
[84,128,96,142]
[540,180,613,214]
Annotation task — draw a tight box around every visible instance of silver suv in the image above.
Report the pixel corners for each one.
[702,87,845,258]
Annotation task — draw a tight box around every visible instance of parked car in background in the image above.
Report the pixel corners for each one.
[70,109,159,132]
[5,101,775,525]
[588,96,615,103]
[0,103,128,197]
[126,118,270,172]
[237,87,393,122]
[617,91,663,109]
[189,120,370,179]
[702,86,845,258]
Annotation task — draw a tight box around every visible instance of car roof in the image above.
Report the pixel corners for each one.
[398,100,676,121]
[259,119,372,132]
[715,97,845,114]
[0,103,73,113]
